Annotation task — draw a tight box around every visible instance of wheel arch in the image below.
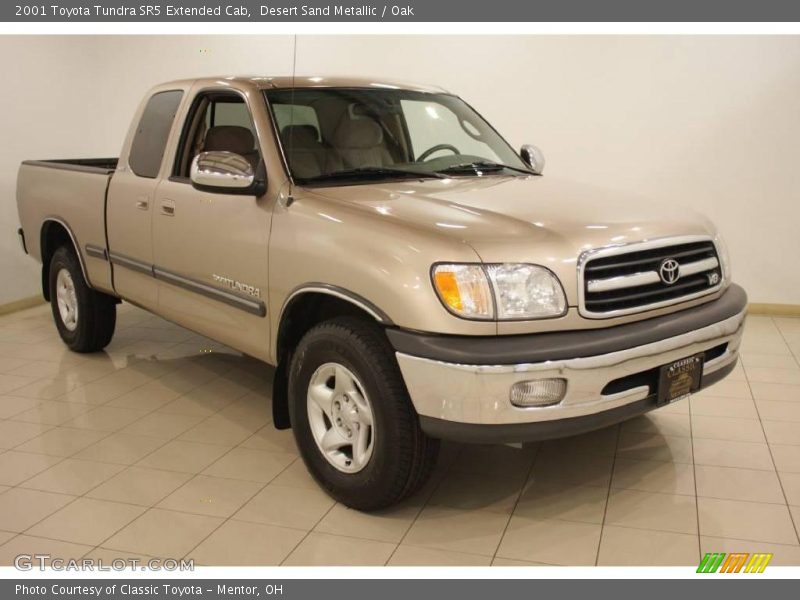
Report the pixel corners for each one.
[40,218,89,301]
[271,285,394,430]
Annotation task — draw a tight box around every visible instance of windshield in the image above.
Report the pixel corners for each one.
[265,88,532,185]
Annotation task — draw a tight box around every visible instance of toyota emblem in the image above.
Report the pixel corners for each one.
[659,259,681,285]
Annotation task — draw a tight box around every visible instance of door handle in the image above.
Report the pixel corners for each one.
[135,199,149,210]
[160,200,176,216]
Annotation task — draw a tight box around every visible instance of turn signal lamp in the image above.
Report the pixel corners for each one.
[432,264,494,319]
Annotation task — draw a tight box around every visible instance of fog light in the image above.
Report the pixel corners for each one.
[510,378,567,407]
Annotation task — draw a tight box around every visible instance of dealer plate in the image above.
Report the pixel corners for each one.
[657,354,704,406]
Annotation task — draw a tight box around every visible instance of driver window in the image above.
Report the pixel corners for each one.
[401,99,501,162]
[212,101,254,131]
[174,93,260,178]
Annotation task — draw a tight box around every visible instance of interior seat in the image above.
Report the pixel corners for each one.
[281,124,341,179]
[331,117,393,170]
[203,125,260,169]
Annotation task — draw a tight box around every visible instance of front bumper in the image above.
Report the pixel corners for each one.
[390,284,747,443]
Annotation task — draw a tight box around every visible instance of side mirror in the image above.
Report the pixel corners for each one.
[190,151,264,195]
[520,144,545,174]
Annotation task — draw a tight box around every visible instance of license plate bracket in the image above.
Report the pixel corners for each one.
[657,353,704,406]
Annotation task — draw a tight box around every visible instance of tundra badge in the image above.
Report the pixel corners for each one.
[212,274,261,298]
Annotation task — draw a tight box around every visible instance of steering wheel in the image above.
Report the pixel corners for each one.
[417,144,460,162]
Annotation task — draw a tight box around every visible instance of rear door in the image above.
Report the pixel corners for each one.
[151,88,272,359]
[107,89,184,308]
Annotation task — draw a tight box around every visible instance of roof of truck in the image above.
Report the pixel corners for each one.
[160,75,450,94]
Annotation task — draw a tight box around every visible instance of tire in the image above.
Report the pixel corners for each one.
[49,245,116,353]
[288,316,439,510]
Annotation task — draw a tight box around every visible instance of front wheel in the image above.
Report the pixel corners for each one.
[49,246,116,353]
[288,317,439,510]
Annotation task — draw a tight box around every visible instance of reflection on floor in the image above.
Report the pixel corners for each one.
[0,302,799,566]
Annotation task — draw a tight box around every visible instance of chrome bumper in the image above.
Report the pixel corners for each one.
[396,308,745,427]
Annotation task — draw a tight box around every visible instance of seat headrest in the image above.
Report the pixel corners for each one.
[204,126,254,156]
[332,118,383,150]
[281,124,321,147]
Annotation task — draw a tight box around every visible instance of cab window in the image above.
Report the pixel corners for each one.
[272,104,322,141]
[129,90,184,178]
[173,92,260,178]
[400,99,501,162]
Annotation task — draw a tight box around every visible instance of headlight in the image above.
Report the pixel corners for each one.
[432,263,567,320]
[714,233,732,286]
[487,264,567,319]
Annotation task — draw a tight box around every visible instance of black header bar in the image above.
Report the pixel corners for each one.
[5,0,800,22]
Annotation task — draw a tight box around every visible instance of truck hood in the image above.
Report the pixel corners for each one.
[306,175,717,266]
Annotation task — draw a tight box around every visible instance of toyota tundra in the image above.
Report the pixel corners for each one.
[15,76,746,509]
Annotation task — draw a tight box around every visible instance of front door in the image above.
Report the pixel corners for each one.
[152,90,272,359]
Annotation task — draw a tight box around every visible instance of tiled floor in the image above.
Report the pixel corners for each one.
[0,302,799,566]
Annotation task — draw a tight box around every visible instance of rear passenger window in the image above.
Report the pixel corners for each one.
[129,90,184,178]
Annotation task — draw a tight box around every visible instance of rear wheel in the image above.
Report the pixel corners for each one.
[288,317,439,510]
[49,246,116,352]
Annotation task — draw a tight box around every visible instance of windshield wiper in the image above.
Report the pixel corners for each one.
[437,161,535,176]
[302,166,446,183]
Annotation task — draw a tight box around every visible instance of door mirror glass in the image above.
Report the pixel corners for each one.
[190,151,256,192]
[520,144,545,174]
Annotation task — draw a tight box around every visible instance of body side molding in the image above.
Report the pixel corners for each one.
[85,244,108,261]
[107,251,154,276]
[108,251,266,317]
[153,266,266,317]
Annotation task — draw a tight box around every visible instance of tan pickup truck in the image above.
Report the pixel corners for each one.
[16,76,747,509]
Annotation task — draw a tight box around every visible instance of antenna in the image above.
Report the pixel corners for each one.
[286,34,298,205]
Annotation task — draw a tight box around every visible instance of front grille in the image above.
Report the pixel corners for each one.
[581,239,722,317]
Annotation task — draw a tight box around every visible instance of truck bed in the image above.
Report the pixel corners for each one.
[17,157,119,296]
[21,158,118,174]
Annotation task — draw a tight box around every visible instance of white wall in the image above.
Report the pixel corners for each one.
[1,35,799,306]
[1,37,101,304]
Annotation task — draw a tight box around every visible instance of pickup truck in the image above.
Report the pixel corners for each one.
[16,76,747,510]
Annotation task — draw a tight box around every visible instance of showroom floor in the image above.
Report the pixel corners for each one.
[0,302,799,567]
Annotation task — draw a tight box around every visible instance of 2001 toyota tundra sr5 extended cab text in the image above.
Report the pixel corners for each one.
[16,76,747,509]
